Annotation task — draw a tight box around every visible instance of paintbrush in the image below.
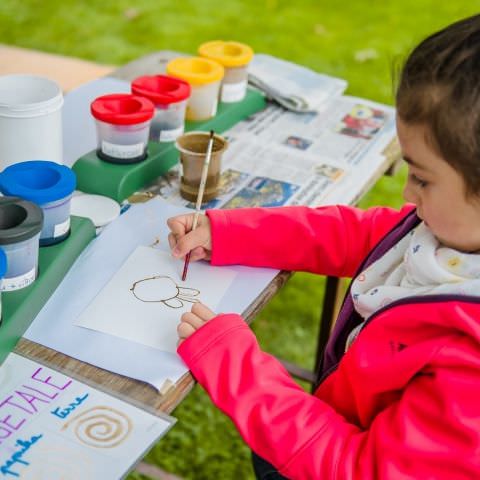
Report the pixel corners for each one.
[181,130,215,281]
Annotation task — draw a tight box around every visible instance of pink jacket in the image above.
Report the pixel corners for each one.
[177,205,480,479]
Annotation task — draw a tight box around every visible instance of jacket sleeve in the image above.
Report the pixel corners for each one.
[178,314,480,480]
[206,204,414,277]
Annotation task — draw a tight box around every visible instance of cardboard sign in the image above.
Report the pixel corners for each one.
[0,354,174,479]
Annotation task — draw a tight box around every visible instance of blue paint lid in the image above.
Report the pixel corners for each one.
[0,161,76,205]
[0,248,6,279]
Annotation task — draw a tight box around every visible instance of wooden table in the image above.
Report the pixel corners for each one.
[4,47,401,475]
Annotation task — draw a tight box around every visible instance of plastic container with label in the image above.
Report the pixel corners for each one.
[198,41,254,103]
[166,57,224,121]
[0,74,63,170]
[0,248,6,324]
[0,161,76,246]
[90,94,155,164]
[131,75,191,143]
[0,196,43,291]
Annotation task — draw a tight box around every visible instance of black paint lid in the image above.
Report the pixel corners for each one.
[0,196,44,245]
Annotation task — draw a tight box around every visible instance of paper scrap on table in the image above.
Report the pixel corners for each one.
[0,353,174,479]
[75,246,236,352]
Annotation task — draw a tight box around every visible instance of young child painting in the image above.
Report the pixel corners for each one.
[167,15,480,480]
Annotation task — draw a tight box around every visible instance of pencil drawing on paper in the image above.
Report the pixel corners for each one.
[130,275,201,308]
[61,406,133,448]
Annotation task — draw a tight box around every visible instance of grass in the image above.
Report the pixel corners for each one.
[1,2,479,478]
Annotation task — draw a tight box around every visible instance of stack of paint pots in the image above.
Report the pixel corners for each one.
[90,93,155,164]
[0,248,6,323]
[132,75,191,143]
[0,160,77,291]
[165,40,253,121]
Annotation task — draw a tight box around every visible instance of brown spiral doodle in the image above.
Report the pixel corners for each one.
[61,406,132,448]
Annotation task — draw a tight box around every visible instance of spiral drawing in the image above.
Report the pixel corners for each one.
[61,406,132,448]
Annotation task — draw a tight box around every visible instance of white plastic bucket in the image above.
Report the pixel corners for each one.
[0,75,64,169]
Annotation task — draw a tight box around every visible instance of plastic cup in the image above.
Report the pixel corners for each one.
[0,196,43,291]
[90,94,155,164]
[131,75,191,143]
[0,74,63,170]
[166,57,224,121]
[175,131,228,202]
[0,161,77,246]
[198,41,254,103]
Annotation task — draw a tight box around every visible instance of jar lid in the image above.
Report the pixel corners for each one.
[90,94,155,125]
[0,74,63,119]
[0,248,6,279]
[0,196,43,245]
[166,57,224,86]
[70,194,120,228]
[0,161,77,204]
[132,75,191,105]
[198,41,254,67]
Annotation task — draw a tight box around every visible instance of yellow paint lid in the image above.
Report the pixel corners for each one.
[166,57,224,86]
[198,41,254,68]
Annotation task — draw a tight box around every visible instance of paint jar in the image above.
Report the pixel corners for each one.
[90,94,155,164]
[0,161,76,246]
[175,131,228,202]
[0,248,6,324]
[0,196,43,291]
[166,57,224,121]
[198,41,254,103]
[0,74,63,170]
[131,75,191,143]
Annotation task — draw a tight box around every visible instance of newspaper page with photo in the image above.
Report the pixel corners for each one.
[140,95,397,210]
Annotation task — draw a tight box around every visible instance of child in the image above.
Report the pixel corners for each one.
[167,15,480,479]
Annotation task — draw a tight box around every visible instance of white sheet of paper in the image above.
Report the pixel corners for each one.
[0,353,174,479]
[75,247,236,352]
[24,198,279,390]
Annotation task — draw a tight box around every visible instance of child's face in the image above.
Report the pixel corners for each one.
[397,117,480,252]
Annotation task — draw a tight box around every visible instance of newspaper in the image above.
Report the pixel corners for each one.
[248,54,348,112]
[138,95,397,210]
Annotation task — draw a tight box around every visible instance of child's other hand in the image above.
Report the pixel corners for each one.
[167,213,212,261]
[177,302,216,345]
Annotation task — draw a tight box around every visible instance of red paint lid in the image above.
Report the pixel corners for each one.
[90,94,155,125]
[131,75,191,105]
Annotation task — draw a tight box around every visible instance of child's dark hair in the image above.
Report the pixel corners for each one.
[396,14,480,196]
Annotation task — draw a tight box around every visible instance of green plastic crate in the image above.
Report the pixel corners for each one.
[0,216,96,364]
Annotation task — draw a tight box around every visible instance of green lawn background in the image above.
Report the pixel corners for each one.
[1,2,479,478]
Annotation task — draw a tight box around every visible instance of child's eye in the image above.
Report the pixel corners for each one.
[409,173,428,188]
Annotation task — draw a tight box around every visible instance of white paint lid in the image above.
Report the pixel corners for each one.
[0,74,63,118]
[70,193,120,227]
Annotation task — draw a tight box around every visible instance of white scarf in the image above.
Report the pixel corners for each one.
[351,222,480,320]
